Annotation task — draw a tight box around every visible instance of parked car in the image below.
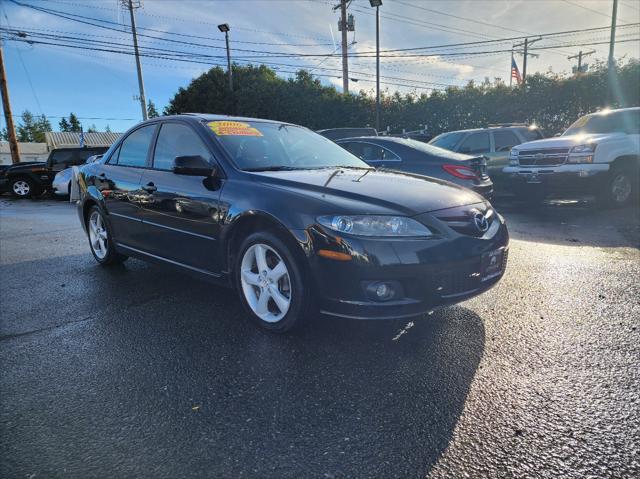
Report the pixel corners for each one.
[52,154,103,197]
[77,114,509,332]
[317,127,377,141]
[503,107,640,206]
[429,124,543,185]
[0,146,109,198]
[336,136,493,199]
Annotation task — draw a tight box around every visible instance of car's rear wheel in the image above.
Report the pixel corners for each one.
[87,206,128,265]
[235,231,311,332]
[10,178,39,198]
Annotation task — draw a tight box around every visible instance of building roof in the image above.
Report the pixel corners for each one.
[45,131,122,149]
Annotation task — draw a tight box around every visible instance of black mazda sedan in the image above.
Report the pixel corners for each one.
[77,114,509,332]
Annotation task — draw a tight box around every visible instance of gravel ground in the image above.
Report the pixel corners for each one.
[0,196,638,479]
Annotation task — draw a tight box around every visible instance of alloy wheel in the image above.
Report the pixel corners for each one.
[611,173,632,204]
[240,243,292,323]
[12,180,30,197]
[88,210,109,259]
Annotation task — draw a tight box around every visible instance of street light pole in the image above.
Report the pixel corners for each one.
[370,0,382,132]
[218,24,234,113]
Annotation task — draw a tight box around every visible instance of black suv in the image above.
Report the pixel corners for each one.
[0,146,109,198]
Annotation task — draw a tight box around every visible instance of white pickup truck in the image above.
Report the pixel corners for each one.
[503,107,639,207]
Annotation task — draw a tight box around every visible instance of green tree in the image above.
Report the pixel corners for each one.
[147,100,159,118]
[68,113,81,132]
[16,111,51,142]
[105,124,112,133]
[87,124,98,133]
[1,127,8,141]
[58,117,70,132]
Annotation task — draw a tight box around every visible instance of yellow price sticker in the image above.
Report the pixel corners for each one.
[208,121,263,137]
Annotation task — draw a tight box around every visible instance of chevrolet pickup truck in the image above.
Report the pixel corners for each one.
[503,107,639,207]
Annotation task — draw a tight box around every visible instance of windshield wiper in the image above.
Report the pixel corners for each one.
[243,166,302,172]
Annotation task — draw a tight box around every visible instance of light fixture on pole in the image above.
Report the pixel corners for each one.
[218,23,234,113]
[369,0,382,132]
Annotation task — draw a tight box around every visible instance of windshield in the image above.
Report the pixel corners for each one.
[429,131,465,150]
[563,110,640,136]
[208,121,370,171]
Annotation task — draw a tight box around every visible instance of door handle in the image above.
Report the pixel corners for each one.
[142,182,157,193]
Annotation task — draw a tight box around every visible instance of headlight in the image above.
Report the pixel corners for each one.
[317,215,433,237]
[567,143,596,163]
[570,143,596,154]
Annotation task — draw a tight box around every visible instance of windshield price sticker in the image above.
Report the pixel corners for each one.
[208,121,263,137]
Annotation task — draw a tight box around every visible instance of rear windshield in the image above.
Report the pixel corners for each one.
[208,121,369,171]
[429,131,465,150]
[517,127,543,141]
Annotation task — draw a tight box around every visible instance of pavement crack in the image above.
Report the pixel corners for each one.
[0,314,96,341]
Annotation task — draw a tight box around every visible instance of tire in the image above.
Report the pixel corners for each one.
[10,177,40,199]
[86,206,128,266]
[234,231,312,332]
[598,167,637,208]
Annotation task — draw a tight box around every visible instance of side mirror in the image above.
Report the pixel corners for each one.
[554,133,562,137]
[173,155,214,176]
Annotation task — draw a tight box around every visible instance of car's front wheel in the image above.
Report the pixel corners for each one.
[599,166,637,208]
[86,206,128,265]
[235,231,311,332]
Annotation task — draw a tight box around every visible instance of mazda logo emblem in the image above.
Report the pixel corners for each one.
[473,212,489,233]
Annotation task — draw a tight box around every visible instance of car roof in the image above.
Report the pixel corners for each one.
[160,113,298,126]
[336,136,409,143]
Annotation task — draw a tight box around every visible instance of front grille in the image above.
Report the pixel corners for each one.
[518,148,569,167]
[436,206,495,237]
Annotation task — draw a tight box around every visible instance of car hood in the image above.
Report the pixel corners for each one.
[515,133,626,150]
[249,167,485,215]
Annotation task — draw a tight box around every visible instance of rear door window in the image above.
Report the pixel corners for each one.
[459,132,490,154]
[430,132,464,150]
[115,125,156,167]
[493,130,521,152]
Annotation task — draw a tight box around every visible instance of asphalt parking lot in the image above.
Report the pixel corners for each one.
[1,196,639,479]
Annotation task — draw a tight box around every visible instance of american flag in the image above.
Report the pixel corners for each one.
[511,56,522,84]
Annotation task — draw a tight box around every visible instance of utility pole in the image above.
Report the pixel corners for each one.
[568,50,595,74]
[608,0,618,104]
[218,23,234,113]
[369,0,382,132]
[337,0,350,94]
[0,45,20,164]
[513,36,541,85]
[122,0,148,121]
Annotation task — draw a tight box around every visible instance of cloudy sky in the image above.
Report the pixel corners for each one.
[1,0,639,133]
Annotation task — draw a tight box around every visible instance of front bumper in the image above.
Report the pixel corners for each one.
[303,219,509,320]
[503,163,609,196]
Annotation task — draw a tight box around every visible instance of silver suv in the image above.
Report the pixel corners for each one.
[429,124,543,185]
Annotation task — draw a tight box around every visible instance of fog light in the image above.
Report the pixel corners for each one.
[364,280,402,302]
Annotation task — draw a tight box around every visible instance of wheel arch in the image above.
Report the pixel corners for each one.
[222,211,310,276]
[610,155,640,172]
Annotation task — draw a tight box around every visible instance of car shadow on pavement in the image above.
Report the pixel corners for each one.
[1,255,485,479]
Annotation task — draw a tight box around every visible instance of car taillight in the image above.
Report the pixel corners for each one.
[442,164,478,179]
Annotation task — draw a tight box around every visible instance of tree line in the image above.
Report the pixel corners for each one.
[166,59,639,136]
[1,100,160,143]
